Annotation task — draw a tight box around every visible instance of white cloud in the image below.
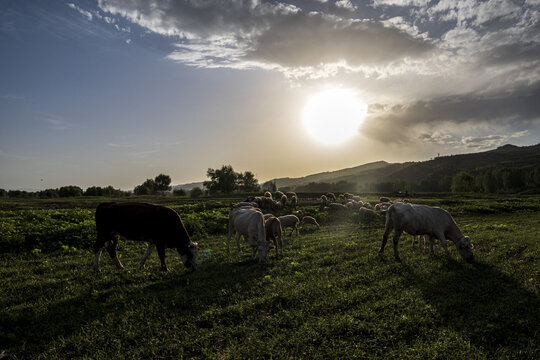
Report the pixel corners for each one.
[67,3,93,21]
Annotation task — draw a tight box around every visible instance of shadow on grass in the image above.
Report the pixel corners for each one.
[403,259,539,355]
[1,258,270,357]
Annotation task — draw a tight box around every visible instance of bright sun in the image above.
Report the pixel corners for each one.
[302,88,367,145]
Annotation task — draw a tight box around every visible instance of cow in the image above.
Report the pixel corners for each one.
[93,202,199,272]
[227,206,268,262]
[379,203,473,262]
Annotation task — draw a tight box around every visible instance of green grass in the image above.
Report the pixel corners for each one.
[0,195,539,359]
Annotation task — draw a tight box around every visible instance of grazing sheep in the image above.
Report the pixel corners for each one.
[278,215,300,237]
[379,203,473,262]
[301,216,320,230]
[280,194,288,208]
[327,203,348,211]
[291,195,298,209]
[265,216,283,257]
[320,195,328,206]
[275,191,284,200]
[285,191,297,199]
[380,197,391,203]
[228,207,268,262]
[326,192,336,202]
[264,191,272,199]
[352,195,361,202]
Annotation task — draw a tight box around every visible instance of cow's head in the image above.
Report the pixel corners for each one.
[180,242,199,271]
[457,236,474,263]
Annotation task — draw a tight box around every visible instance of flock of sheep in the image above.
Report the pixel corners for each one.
[228,191,474,263]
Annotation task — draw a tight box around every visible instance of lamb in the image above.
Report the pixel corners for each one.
[379,203,473,262]
[278,215,300,237]
[301,216,320,230]
[265,216,283,257]
[228,207,268,262]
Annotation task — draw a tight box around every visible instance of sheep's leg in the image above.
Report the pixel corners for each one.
[227,222,233,254]
[106,234,124,269]
[295,224,299,236]
[156,245,168,271]
[278,235,283,257]
[392,230,403,261]
[139,243,155,269]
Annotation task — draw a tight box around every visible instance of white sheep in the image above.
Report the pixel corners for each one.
[301,216,320,230]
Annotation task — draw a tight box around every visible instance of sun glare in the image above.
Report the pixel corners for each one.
[302,88,367,145]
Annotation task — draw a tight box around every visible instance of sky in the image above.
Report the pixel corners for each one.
[1,0,539,191]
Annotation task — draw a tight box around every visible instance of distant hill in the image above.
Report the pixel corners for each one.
[270,161,403,188]
[172,181,204,192]
[264,143,540,192]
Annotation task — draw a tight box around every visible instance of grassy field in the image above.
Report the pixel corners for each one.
[0,195,539,359]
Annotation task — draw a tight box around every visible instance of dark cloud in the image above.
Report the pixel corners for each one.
[363,84,540,143]
[246,13,433,67]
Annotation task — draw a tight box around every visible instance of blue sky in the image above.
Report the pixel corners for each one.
[1,0,539,190]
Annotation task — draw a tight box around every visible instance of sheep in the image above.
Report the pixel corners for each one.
[326,192,336,202]
[290,195,298,209]
[285,191,297,199]
[263,213,275,220]
[352,195,361,202]
[265,216,283,257]
[379,203,473,262]
[380,197,391,203]
[301,216,320,230]
[280,194,288,208]
[275,191,284,200]
[327,203,348,211]
[278,215,300,237]
[320,195,328,206]
[264,191,273,199]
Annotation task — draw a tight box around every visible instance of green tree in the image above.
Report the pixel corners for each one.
[173,188,186,196]
[154,174,172,193]
[58,185,83,197]
[237,171,260,192]
[451,172,475,192]
[189,186,203,198]
[0,189,7,197]
[204,165,239,194]
[134,179,156,195]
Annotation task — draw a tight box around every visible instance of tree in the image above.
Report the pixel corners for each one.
[189,186,203,198]
[451,172,475,192]
[0,189,7,197]
[154,174,172,193]
[58,185,83,197]
[237,171,260,192]
[173,188,186,196]
[204,165,239,194]
[134,179,156,195]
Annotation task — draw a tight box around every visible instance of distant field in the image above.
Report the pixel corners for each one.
[0,195,539,359]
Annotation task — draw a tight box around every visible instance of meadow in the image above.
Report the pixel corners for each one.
[0,194,539,359]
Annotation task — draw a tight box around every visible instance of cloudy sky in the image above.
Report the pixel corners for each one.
[1,0,539,190]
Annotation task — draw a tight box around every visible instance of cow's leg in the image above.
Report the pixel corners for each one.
[106,234,124,269]
[235,232,242,253]
[156,245,168,271]
[93,235,106,272]
[392,229,403,261]
[435,232,450,256]
[139,243,156,269]
[379,225,393,254]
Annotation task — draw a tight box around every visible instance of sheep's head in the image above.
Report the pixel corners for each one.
[457,236,474,263]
